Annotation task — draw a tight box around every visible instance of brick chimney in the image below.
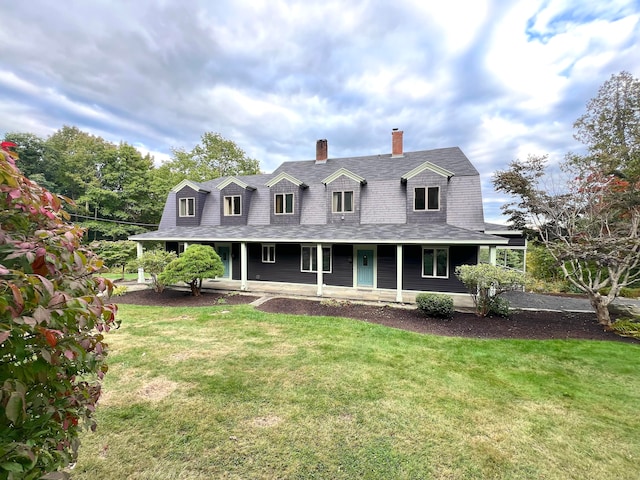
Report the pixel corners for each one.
[316,139,328,163]
[391,128,404,157]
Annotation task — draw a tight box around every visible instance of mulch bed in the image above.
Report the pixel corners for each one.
[115,288,259,307]
[115,288,637,343]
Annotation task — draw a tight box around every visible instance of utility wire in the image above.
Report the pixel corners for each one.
[71,213,159,227]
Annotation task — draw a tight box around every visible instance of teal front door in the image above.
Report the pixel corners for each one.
[218,246,230,278]
[357,249,374,287]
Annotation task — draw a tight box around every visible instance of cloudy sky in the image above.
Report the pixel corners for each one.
[1,1,639,223]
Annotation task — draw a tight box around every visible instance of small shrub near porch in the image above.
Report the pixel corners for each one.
[416,293,454,319]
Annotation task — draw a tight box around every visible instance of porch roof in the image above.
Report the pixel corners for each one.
[130,223,509,246]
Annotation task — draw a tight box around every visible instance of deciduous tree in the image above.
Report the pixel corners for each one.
[128,248,177,293]
[91,240,138,279]
[155,131,261,188]
[494,72,640,326]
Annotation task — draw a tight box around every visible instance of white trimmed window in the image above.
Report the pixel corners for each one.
[301,245,332,273]
[422,247,448,278]
[332,191,353,213]
[414,187,440,211]
[224,195,241,216]
[179,197,195,217]
[275,193,294,214]
[262,244,275,263]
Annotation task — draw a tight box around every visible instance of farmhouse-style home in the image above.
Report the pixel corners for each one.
[130,130,524,301]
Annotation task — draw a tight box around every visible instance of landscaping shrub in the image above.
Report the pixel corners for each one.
[487,297,511,317]
[455,264,525,317]
[620,287,640,299]
[128,248,177,293]
[610,319,640,339]
[416,293,454,319]
[0,143,118,478]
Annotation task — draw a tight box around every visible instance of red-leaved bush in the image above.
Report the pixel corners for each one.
[0,143,118,479]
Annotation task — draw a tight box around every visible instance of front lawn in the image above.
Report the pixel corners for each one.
[74,304,640,479]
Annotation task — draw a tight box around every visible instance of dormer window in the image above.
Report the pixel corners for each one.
[275,193,294,214]
[332,191,353,213]
[414,187,439,211]
[179,197,195,217]
[224,195,241,216]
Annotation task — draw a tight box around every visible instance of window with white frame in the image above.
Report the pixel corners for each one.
[301,245,332,273]
[223,195,241,216]
[274,193,294,214]
[262,244,275,263]
[332,191,353,213]
[179,197,195,217]
[414,186,440,211]
[422,247,448,278]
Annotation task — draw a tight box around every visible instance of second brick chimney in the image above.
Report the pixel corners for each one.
[391,128,404,157]
[316,139,328,164]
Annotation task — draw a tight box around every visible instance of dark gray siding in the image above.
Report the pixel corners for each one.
[232,243,241,280]
[402,245,476,293]
[269,180,302,225]
[247,243,315,285]
[324,243,352,287]
[220,183,251,226]
[377,244,397,289]
[175,186,207,226]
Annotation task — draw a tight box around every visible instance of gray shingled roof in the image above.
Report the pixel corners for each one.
[181,147,478,191]
[271,147,479,185]
[130,223,508,245]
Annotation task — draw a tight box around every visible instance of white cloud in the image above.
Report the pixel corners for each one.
[0,0,639,223]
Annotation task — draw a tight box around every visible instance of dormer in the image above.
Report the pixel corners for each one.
[322,168,366,225]
[216,177,256,226]
[265,172,307,225]
[173,180,210,227]
[401,162,454,224]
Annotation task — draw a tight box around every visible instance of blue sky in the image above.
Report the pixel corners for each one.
[1,0,639,223]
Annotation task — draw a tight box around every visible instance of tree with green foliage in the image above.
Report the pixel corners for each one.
[128,248,177,293]
[0,142,118,478]
[79,142,163,240]
[455,264,525,317]
[155,131,261,188]
[494,72,640,326]
[45,126,112,203]
[159,244,223,296]
[526,242,565,283]
[2,132,58,192]
[90,240,138,279]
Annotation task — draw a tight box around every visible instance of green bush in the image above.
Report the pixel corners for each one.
[610,319,640,339]
[620,287,640,298]
[488,297,511,317]
[159,244,223,296]
[455,264,525,317]
[416,293,454,319]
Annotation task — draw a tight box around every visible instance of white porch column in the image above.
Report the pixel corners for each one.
[316,243,323,297]
[240,242,248,291]
[489,245,497,266]
[396,244,403,302]
[136,242,145,283]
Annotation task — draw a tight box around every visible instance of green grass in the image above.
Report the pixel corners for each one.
[100,272,140,281]
[73,304,640,479]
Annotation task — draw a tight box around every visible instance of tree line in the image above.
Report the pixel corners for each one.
[1,128,261,241]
